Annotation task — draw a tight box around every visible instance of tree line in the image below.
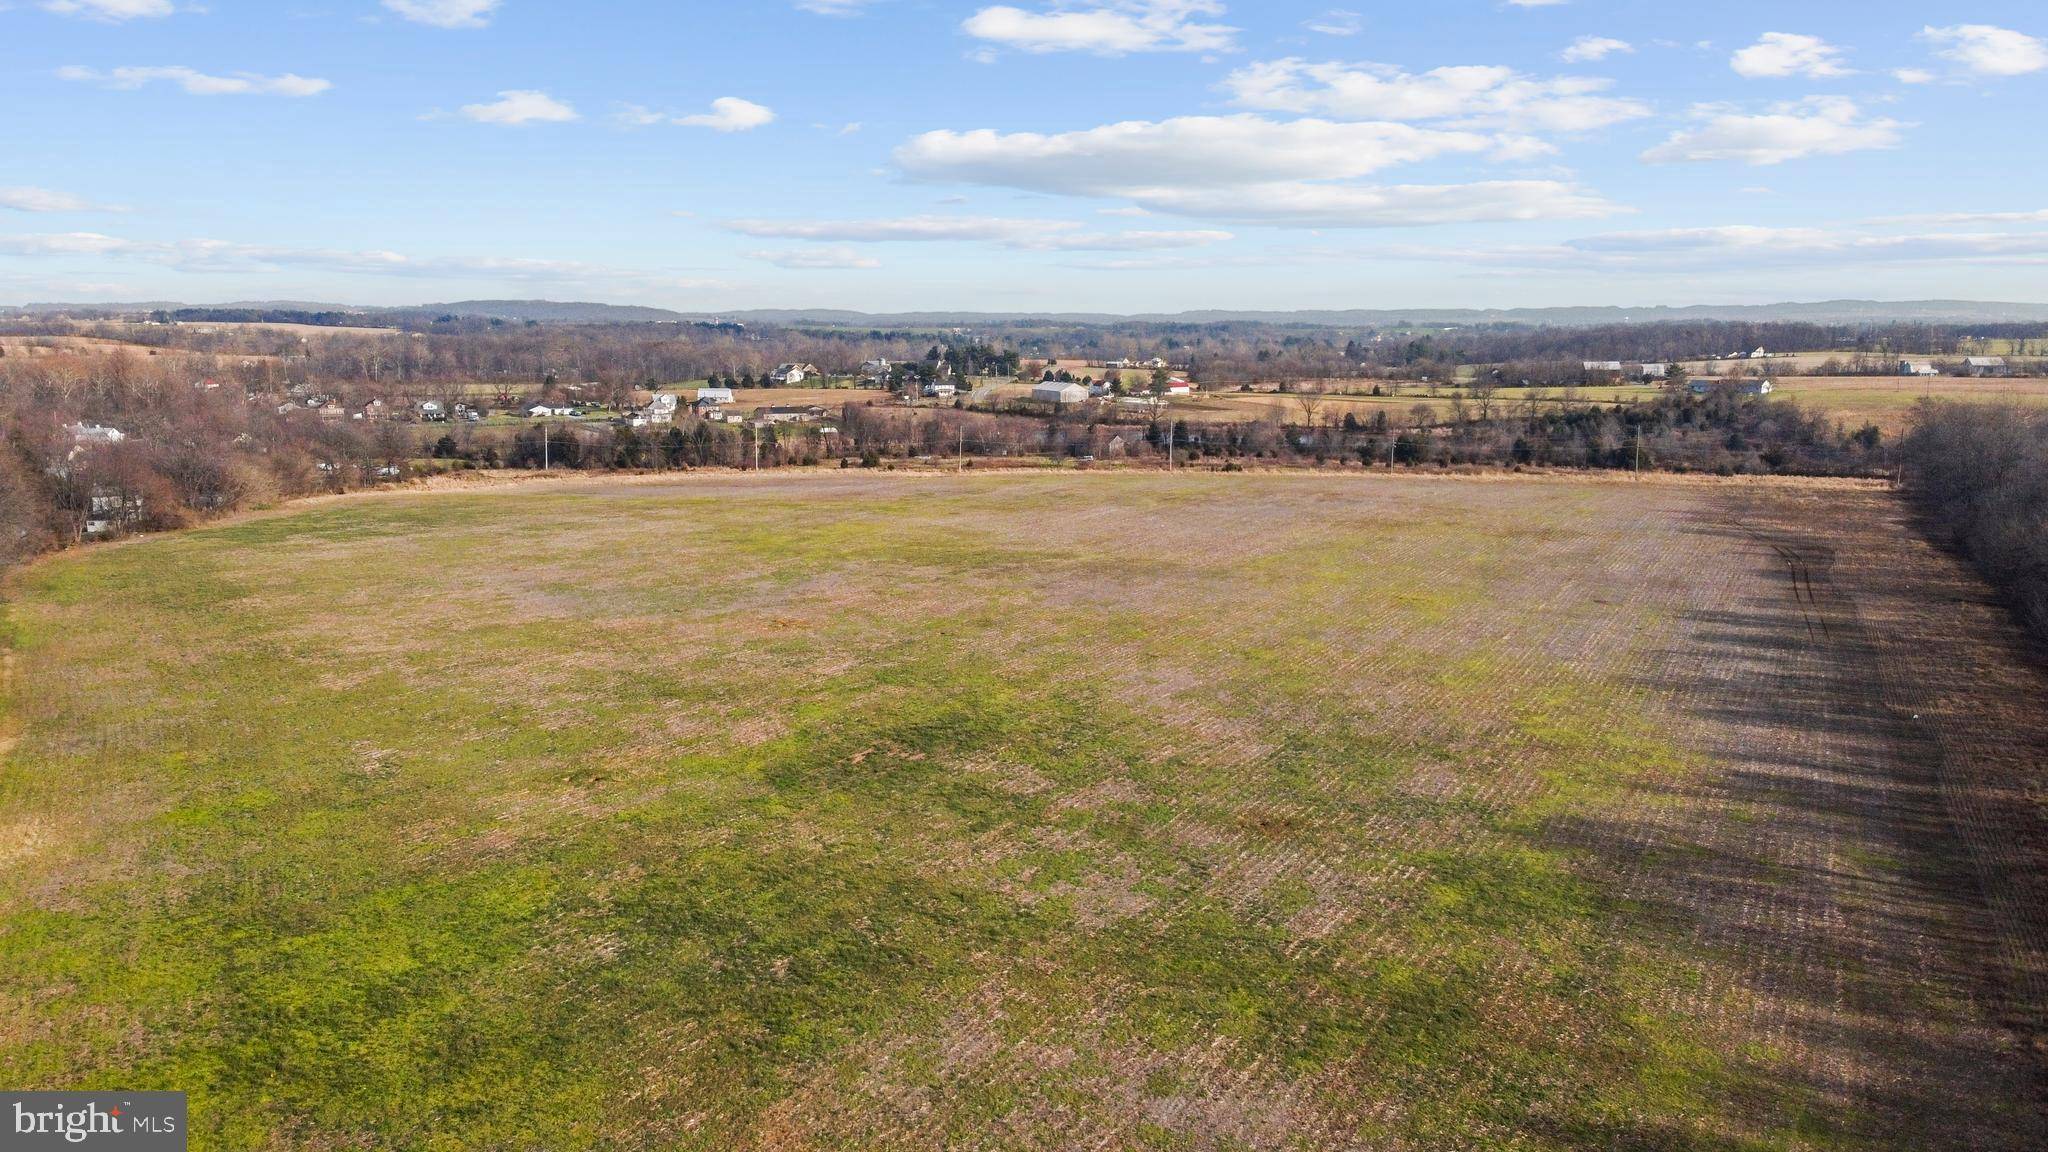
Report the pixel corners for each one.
[1902,402,2048,643]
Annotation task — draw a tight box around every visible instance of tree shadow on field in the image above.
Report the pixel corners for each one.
[1544,511,2048,1151]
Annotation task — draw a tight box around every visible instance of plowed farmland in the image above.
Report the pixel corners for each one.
[2,473,2043,1150]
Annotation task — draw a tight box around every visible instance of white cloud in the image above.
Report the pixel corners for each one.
[1560,36,1631,63]
[1222,59,1651,132]
[1870,208,2048,225]
[0,231,723,289]
[1567,225,2048,266]
[1892,68,1936,84]
[726,215,1233,250]
[1730,33,1852,78]
[899,115,1492,188]
[893,115,1619,227]
[41,0,176,20]
[1920,25,2048,77]
[1304,9,1361,37]
[963,1,1236,56]
[1368,224,2048,273]
[675,97,775,132]
[382,0,501,28]
[1138,182,1617,227]
[1641,97,1902,165]
[0,187,119,213]
[57,66,332,97]
[747,247,882,269]
[459,90,579,125]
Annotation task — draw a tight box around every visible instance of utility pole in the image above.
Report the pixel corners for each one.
[542,422,549,471]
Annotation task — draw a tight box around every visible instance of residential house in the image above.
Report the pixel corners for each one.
[84,486,145,537]
[922,382,957,399]
[768,362,819,385]
[525,402,574,418]
[860,358,892,383]
[1740,380,1775,396]
[643,392,679,425]
[1899,360,1939,377]
[68,423,127,446]
[418,400,448,422]
[1162,379,1194,396]
[696,386,736,404]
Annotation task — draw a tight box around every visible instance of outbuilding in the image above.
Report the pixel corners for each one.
[1033,381,1088,405]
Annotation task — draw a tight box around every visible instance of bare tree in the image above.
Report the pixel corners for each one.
[1471,378,1500,421]
[1293,383,1327,430]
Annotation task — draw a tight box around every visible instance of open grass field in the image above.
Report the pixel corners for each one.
[3,473,2045,1149]
[1165,378,2048,437]
[1766,376,2048,434]
[717,385,884,410]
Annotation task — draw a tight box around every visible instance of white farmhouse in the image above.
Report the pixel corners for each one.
[768,363,818,385]
[696,386,736,404]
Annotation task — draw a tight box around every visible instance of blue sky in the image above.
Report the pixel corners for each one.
[2,0,2045,312]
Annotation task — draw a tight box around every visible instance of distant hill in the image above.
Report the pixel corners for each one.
[705,300,2048,328]
[409,300,692,323]
[8,298,2048,328]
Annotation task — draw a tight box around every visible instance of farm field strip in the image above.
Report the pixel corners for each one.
[1,473,2041,1149]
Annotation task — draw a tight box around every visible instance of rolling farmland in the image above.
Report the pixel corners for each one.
[2,473,2043,1149]
[1764,376,2048,434]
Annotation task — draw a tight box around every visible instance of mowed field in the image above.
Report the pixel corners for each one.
[1765,376,2048,434]
[3,473,2045,1150]
[1160,378,2048,436]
